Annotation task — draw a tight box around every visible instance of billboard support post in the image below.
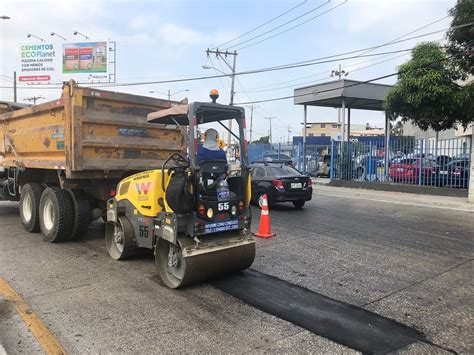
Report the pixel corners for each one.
[13,71,17,103]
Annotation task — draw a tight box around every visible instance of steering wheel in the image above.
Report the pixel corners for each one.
[161,153,189,190]
[169,153,189,167]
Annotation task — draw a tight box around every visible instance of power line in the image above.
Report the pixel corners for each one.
[228,0,332,50]
[236,1,348,51]
[0,48,415,91]
[357,14,450,58]
[2,22,472,91]
[234,54,461,105]
[212,0,308,50]
[241,51,411,94]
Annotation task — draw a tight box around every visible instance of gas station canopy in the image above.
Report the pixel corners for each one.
[294,79,392,111]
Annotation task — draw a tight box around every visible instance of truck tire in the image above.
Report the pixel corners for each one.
[65,189,91,241]
[39,187,74,243]
[19,183,44,233]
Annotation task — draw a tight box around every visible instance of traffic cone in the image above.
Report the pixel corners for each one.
[253,194,276,238]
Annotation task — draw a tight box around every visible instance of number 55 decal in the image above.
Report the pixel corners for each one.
[218,202,229,211]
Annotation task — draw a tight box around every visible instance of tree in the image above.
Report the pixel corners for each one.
[384,42,473,132]
[251,136,270,145]
[446,0,474,77]
[391,121,404,136]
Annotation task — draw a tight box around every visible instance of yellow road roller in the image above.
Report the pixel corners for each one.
[105,93,255,288]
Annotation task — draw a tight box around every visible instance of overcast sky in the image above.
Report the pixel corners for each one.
[0,0,456,141]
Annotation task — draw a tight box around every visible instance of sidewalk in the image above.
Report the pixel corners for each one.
[313,184,474,213]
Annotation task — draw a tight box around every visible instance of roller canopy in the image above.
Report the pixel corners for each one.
[147,102,245,126]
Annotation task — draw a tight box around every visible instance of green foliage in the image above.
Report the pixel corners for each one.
[447,0,474,76]
[391,121,404,136]
[384,42,473,132]
[251,136,270,144]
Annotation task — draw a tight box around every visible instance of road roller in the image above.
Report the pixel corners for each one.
[105,92,255,288]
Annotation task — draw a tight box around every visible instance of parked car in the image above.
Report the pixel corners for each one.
[389,158,438,184]
[251,162,312,208]
[436,159,470,188]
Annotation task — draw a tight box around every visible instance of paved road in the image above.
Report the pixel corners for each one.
[0,187,472,353]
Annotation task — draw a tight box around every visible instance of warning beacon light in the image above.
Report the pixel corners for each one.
[210,89,219,103]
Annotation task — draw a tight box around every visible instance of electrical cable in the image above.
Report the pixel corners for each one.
[228,0,332,50]
[2,22,471,91]
[212,0,308,50]
[234,54,462,105]
[236,1,348,51]
[241,14,451,91]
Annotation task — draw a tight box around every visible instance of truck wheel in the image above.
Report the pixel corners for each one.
[39,187,74,243]
[105,216,136,260]
[65,189,91,241]
[19,183,44,233]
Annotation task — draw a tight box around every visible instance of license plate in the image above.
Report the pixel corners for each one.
[397,168,403,172]
[440,171,448,175]
[291,183,302,189]
[204,220,239,234]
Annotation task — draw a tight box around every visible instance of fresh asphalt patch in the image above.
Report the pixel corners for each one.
[212,270,427,354]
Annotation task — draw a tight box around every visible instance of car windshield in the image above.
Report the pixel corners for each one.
[267,165,300,176]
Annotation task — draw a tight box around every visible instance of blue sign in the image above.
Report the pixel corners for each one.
[204,220,239,234]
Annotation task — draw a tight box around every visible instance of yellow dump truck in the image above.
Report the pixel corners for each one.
[0,80,185,242]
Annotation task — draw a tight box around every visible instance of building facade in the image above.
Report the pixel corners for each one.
[302,122,384,140]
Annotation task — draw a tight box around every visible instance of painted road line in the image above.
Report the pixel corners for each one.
[0,277,66,355]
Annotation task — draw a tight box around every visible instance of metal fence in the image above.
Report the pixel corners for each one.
[248,142,331,176]
[330,137,471,189]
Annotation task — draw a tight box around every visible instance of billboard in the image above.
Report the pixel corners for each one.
[18,41,110,84]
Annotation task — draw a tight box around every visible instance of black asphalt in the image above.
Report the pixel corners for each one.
[213,270,425,354]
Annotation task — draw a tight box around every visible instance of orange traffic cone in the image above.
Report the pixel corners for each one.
[254,194,276,238]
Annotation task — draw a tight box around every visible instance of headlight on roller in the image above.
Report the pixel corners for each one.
[207,208,214,219]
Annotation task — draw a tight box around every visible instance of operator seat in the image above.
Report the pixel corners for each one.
[198,160,227,200]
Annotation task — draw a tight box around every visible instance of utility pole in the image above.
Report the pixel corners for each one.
[206,49,238,146]
[264,116,276,144]
[287,125,292,143]
[245,104,258,142]
[331,64,349,142]
[24,96,44,105]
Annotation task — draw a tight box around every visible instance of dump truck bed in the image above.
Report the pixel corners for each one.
[0,81,185,179]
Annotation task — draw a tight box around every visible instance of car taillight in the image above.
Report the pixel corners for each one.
[273,179,284,190]
[454,167,462,175]
[307,178,312,186]
[198,204,206,217]
[238,200,244,212]
[109,188,116,197]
